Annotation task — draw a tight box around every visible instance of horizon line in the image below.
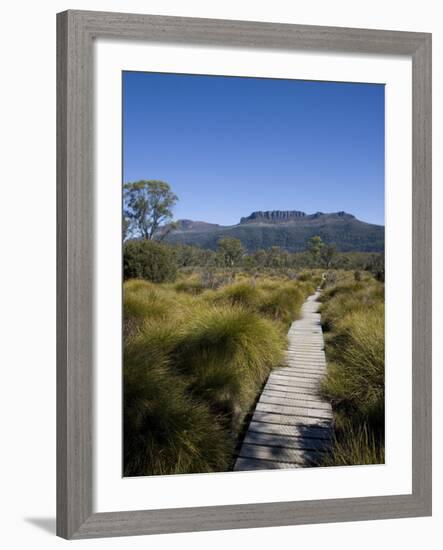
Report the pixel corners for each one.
[170,210,385,228]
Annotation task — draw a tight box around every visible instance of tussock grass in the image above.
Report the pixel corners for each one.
[319,275,385,466]
[174,305,285,430]
[210,282,264,310]
[173,278,205,295]
[124,324,232,476]
[208,278,314,329]
[123,271,317,476]
[319,279,384,333]
[322,421,385,467]
[322,304,384,425]
[259,285,305,326]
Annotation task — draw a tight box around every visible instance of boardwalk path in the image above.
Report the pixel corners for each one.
[234,289,332,470]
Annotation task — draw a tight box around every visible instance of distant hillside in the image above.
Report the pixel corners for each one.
[163,210,384,253]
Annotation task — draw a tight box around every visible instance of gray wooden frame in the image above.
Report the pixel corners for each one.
[57,9,432,539]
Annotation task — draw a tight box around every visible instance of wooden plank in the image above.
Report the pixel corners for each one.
[274,374,326,383]
[246,421,332,440]
[262,389,325,402]
[259,394,332,411]
[243,432,331,451]
[235,290,333,472]
[238,443,323,466]
[278,370,326,377]
[267,375,321,389]
[251,410,331,427]
[271,371,325,381]
[255,402,333,420]
[265,383,321,396]
[269,373,322,383]
[233,458,298,471]
[274,368,325,378]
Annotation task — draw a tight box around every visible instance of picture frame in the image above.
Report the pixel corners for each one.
[57,9,432,539]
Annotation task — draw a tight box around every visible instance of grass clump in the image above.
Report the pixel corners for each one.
[122,270,316,476]
[173,276,205,295]
[210,282,264,310]
[208,278,314,330]
[259,284,305,327]
[124,323,232,476]
[174,305,285,430]
[322,304,384,426]
[322,421,385,467]
[319,275,385,466]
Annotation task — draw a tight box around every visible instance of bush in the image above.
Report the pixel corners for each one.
[123,240,177,283]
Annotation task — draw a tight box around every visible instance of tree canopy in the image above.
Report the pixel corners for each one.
[123,240,177,282]
[124,180,178,240]
[307,235,325,261]
[217,238,245,267]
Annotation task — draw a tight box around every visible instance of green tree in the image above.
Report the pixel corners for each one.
[320,244,337,268]
[267,246,290,268]
[123,240,177,282]
[217,237,244,267]
[253,249,267,267]
[123,180,178,240]
[307,235,325,264]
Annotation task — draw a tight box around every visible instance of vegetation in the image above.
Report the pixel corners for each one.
[123,271,315,476]
[217,237,245,267]
[307,235,325,262]
[122,180,385,474]
[123,240,177,283]
[151,240,384,278]
[124,180,178,240]
[164,210,384,253]
[319,272,385,465]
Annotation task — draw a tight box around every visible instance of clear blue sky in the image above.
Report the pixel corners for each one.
[123,72,384,226]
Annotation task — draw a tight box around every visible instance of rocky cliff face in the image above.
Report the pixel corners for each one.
[240,210,306,223]
[240,210,355,224]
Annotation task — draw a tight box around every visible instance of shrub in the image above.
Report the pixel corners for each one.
[123,240,177,283]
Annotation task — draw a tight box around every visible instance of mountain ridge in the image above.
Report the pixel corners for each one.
[164,210,384,253]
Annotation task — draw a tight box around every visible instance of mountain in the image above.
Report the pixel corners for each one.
[163,210,384,253]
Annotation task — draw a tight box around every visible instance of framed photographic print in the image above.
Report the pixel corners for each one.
[57,10,432,539]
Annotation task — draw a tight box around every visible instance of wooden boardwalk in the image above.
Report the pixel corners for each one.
[234,289,332,471]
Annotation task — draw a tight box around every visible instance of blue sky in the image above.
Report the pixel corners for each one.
[123,72,384,226]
